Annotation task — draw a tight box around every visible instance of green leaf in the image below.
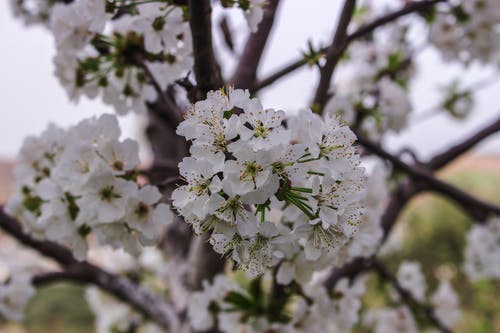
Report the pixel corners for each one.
[223,291,254,310]
[249,277,263,305]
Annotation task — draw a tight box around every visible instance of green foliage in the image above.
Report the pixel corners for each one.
[23,283,94,333]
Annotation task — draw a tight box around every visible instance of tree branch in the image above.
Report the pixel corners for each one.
[426,114,500,170]
[348,0,445,40]
[230,0,281,89]
[371,259,452,333]
[323,257,374,289]
[0,209,180,331]
[252,57,308,93]
[188,0,223,96]
[312,0,357,113]
[254,0,446,92]
[0,209,76,266]
[185,0,227,290]
[134,58,184,129]
[357,134,500,221]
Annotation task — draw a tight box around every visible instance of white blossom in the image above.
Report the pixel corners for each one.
[463,219,500,281]
[174,88,366,278]
[6,114,173,259]
[431,280,461,328]
[397,260,427,302]
[0,274,36,322]
[364,306,418,333]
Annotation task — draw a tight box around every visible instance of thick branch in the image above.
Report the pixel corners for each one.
[381,180,423,238]
[185,0,227,290]
[230,0,281,89]
[312,0,357,113]
[427,114,500,170]
[188,0,223,95]
[357,135,500,221]
[371,259,452,333]
[254,0,445,92]
[0,209,76,266]
[32,265,180,331]
[187,233,225,290]
[0,209,179,331]
[323,257,374,289]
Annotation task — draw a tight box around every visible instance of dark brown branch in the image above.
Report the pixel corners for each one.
[254,0,446,92]
[357,134,500,221]
[135,59,184,128]
[381,180,423,238]
[0,209,76,266]
[188,0,223,96]
[230,0,281,89]
[184,0,227,290]
[323,257,374,289]
[426,114,500,171]
[252,58,308,92]
[0,209,179,331]
[371,259,452,333]
[33,265,180,331]
[187,233,225,290]
[312,0,357,113]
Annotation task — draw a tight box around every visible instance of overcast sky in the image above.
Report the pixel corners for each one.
[1,1,499,162]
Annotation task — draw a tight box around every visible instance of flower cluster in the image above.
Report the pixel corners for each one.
[325,22,413,139]
[44,0,193,114]
[187,273,365,333]
[173,88,365,278]
[463,219,500,281]
[276,163,389,285]
[429,0,500,65]
[0,274,36,322]
[6,114,173,260]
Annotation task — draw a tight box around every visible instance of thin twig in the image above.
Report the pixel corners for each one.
[136,59,184,128]
[426,114,500,170]
[411,74,500,124]
[312,0,357,113]
[254,0,446,92]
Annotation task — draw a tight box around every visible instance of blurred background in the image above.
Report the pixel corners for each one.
[1,1,499,332]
